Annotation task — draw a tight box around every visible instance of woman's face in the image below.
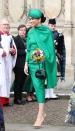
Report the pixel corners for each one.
[29,17,41,27]
[18,27,26,38]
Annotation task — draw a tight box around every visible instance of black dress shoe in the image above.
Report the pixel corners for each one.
[4,103,13,107]
[14,99,26,105]
[49,97,59,100]
[45,96,59,101]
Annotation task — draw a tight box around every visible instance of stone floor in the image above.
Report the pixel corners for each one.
[4,97,70,126]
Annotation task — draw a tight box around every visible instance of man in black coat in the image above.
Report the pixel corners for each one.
[13,25,27,104]
[45,18,66,99]
[48,18,66,80]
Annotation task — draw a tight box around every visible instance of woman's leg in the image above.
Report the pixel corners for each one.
[29,64,46,127]
[34,103,46,127]
[32,78,46,126]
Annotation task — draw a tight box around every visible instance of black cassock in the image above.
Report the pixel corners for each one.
[53,30,66,81]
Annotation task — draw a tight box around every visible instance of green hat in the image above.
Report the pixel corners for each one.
[28,9,43,19]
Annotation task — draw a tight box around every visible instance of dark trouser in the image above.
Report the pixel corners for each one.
[14,67,26,101]
[0,103,5,131]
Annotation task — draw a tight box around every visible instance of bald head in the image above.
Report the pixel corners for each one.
[0,18,10,34]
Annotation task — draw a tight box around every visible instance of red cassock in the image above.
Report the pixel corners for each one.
[0,97,9,106]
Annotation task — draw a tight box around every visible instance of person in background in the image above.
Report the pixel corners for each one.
[45,18,66,99]
[13,24,27,104]
[0,18,17,106]
[24,9,57,128]
[13,24,35,104]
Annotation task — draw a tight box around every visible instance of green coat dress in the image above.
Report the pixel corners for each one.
[26,25,57,103]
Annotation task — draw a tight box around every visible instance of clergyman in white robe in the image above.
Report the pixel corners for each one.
[0,34,17,99]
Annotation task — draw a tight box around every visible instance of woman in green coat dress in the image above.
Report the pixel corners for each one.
[24,9,57,128]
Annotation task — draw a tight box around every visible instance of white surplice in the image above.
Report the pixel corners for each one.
[0,34,17,97]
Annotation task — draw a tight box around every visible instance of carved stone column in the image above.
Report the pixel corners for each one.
[3,0,9,17]
[71,0,75,65]
[64,0,74,80]
[0,0,4,19]
[64,0,72,65]
[31,0,40,9]
[64,0,72,63]
[71,0,75,80]
[0,0,9,19]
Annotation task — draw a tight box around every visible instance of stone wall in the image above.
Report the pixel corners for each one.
[0,0,74,83]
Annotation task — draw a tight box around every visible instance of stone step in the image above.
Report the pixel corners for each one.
[5,123,75,131]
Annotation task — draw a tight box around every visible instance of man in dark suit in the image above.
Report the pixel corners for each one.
[13,25,27,104]
[45,18,66,99]
[48,18,66,80]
